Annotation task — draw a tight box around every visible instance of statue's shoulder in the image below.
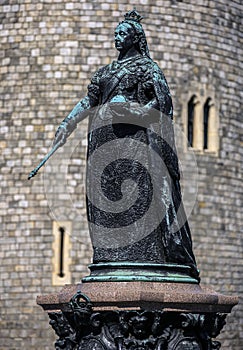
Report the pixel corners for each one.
[148,59,165,76]
[90,64,111,84]
[94,64,109,75]
[135,56,152,67]
[148,59,168,86]
[135,57,163,76]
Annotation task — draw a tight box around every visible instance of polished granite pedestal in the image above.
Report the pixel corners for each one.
[37,280,238,349]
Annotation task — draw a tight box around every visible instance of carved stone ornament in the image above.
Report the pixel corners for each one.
[47,291,227,350]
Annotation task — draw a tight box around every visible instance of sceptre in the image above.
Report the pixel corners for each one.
[28,139,65,180]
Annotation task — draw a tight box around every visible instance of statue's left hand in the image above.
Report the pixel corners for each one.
[128,103,149,117]
[127,102,160,124]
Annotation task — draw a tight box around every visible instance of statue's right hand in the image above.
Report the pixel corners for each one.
[53,123,68,147]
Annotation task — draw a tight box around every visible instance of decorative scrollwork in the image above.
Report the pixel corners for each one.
[70,291,93,326]
[48,312,77,350]
[48,305,227,349]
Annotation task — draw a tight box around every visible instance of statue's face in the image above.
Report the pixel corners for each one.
[115,23,135,53]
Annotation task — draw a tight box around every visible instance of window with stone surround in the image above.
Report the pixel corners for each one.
[187,95,200,148]
[182,89,219,155]
[52,221,72,286]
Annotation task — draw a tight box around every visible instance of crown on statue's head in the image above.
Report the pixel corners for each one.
[124,8,143,23]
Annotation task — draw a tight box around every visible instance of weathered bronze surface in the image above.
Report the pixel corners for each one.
[30,8,199,282]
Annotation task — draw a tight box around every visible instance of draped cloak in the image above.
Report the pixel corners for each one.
[84,55,199,280]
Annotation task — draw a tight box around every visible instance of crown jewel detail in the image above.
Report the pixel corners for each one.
[124,8,143,23]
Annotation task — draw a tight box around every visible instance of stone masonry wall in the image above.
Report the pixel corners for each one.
[0,1,242,349]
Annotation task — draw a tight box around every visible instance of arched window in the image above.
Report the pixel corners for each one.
[183,89,218,154]
[187,95,197,147]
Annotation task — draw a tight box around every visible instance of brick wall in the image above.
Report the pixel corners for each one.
[1,1,242,349]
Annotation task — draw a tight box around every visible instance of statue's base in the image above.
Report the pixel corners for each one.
[37,281,238,349]
[82,262,199,284]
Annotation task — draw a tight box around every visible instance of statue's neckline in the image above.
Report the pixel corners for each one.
[116,54,142,65]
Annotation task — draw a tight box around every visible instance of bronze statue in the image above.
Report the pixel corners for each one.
[29,9,199,281]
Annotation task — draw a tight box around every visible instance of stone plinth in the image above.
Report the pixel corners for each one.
[37,282,238,349]
[37,281,237,313]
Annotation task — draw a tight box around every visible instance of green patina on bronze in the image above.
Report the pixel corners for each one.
[82,262,199,284]
[30,9,200,283]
